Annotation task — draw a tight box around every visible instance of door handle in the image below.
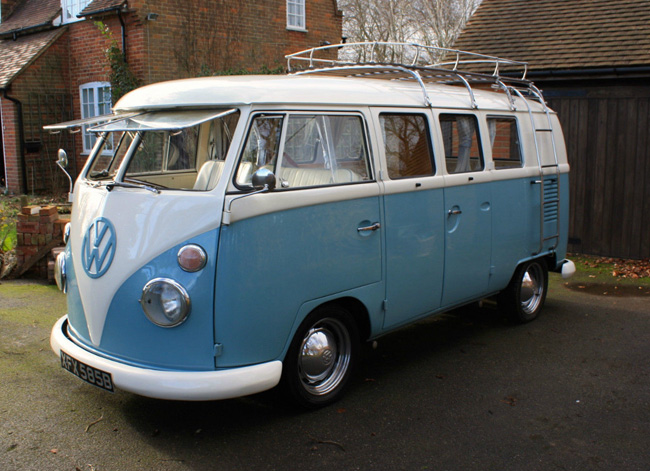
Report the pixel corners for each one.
[357,222,381,232]
[448,209,462,216]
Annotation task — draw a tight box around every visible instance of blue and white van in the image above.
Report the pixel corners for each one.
[48,43,575,407]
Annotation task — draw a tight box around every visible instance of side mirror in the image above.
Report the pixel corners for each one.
[56,148,74,202]
[57,149,69,169]
[251,168,276,191]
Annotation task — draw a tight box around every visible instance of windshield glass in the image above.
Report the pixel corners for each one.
[85,110,240,191]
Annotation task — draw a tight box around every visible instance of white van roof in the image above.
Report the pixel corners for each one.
[113,74,543,113]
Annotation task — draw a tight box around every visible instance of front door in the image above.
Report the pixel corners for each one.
[214,111,383,367]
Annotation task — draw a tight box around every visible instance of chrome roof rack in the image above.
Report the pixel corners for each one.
[285,42,542,109]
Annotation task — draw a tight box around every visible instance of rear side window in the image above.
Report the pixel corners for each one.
[380,113,435,179]
[237,113,371,189]
[440,114,484,174]
[487,117,523,169]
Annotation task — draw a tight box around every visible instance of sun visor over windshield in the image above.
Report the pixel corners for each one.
[88,109,238,133]
[43,113,138,132]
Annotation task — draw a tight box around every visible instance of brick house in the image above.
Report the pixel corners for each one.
[0,0,342,194]
[454,0,650,259]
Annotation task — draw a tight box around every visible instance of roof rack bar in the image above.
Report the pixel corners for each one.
[293,64,433,107]
[286,42,529,80]
[451,72,478,109]
[285,42,534,110]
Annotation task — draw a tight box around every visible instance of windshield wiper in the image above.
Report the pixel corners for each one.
[89,169,113,179]
[105,180,161,194]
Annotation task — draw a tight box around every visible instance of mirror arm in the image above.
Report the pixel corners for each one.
[222,185,270,226]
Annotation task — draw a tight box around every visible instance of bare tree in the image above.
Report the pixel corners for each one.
[412,0,482,49]
[339,0,481,61]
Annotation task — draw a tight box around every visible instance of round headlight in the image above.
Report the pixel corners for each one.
[140,278,191,327]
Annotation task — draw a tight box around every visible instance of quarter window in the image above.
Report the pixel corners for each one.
[287,0,306,31]
[80,82,112,153]
[440,114,484,173]
[487,117,523,169]
[380,113,435,179]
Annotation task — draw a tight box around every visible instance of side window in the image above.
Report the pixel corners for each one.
[237,114,371,189]
[380,113,435,179]
[439,114,484,174]
[487,117,523,169]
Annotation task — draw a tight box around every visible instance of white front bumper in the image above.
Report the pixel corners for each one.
[50,316,283,401]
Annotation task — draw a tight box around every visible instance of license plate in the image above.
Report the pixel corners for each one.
[60,350,114,392]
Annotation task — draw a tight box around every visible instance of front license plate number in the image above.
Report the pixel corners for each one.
[60,350,114,392]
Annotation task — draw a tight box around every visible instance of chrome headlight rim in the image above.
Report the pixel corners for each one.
[140,278,191,328]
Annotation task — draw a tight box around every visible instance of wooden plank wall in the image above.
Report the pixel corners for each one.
[547,96,650,259]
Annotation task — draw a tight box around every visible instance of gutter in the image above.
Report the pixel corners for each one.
[524,66,650,80]
[0,22,53,40]
[78,6,127,61]
[1,89,27,193]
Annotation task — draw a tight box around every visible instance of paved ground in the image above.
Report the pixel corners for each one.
[1,276,649,471]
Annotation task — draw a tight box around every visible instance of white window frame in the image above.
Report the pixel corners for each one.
[287,0,307,32]
[61,0,92,24]
[80,82,112,154]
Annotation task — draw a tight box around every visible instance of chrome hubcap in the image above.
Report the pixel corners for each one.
[519,263,544,315]
[298,318,351,396]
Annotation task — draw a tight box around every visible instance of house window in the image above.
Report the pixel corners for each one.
[287,0,306,31]
[62,0,92,24]
[80,82,112,153]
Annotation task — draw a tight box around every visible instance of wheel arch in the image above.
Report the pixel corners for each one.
[319,296,371,343]
[280,294,373,363]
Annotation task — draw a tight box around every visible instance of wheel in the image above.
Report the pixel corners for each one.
[281,305,359,408]
[498,259,548,323]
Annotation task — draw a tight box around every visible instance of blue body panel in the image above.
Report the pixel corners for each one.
[488,176,537,291]
[63,173,568,373]
[213,193,382,367]
[442,181,493,305]
[67,229,220,371]
[382,187,445,329]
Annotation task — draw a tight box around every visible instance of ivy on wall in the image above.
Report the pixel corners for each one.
[95,21,139,103]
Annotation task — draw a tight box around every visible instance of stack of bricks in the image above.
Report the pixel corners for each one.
[15,205,69,278]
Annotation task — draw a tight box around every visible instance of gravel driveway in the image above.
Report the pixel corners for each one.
[1,276,649,471]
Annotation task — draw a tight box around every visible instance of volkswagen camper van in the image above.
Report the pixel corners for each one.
[48,43,575,407]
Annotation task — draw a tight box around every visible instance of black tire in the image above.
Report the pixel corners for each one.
[498,259,548,323]
[281,305,359,409]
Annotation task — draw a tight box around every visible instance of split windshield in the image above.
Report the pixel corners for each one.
[86,110,240,191]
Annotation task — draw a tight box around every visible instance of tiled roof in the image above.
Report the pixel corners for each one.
[0,29,64,88]
[79,0,127,17]
[453,0,650,72]
[0,0,61,36]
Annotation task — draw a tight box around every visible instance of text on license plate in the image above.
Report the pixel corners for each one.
[60,350,114,392]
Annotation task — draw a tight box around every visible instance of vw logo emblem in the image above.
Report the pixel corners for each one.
[81,217,116,278]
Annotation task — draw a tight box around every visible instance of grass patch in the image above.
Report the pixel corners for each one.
[564,254,650,297]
